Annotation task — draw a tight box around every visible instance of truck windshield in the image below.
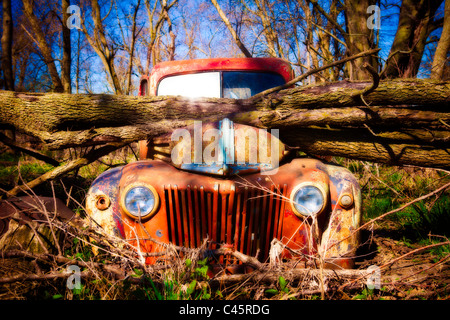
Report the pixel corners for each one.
[157,71,285,99]
[222,72,285,99]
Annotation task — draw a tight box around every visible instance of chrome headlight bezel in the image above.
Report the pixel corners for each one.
[120,183,159,220]
[290,182,327,218]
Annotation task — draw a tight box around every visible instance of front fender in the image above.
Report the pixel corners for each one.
[85,166,125,238]
[321,164,362,268]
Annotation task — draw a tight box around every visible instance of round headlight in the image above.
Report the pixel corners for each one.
[291,184,325,217]
[122,185,159,219]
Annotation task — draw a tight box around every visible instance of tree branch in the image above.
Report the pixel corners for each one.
[252,48,381,98]
[0,132,60,166]
[210,0,252,58]
[3,143,127,198]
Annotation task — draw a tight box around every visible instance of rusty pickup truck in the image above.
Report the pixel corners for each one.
[85,57,362,272]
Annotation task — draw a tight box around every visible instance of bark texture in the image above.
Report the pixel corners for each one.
[344,0,378,80]
[383,0,443,79]
[431,0,450,80]
[82,0,123,94]
[0,78,449,168]
[61,0,72,93]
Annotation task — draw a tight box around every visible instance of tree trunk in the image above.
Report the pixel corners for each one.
[75,31,81,93]
[210,268,370,286]
[250,0,285,58]
[431,0,450,80]
[22,0,64,92]
[165,4,176,61]
[0,79,448,168]
[344,0,378,80]
[61,0,72,93]
[282,127,449,169]
[305,2,320,82]
[0,79,447,133]
[16,55,28,92]
[383,0,443,79]
[125,0,141,95]
[143,0,178,73]
[82,0,123,95]
[1,0,14,91]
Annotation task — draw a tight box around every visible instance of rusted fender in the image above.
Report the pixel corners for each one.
[321,163,362,268]
[85,166,125,238]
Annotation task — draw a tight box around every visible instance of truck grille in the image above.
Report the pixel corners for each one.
[163,183,287,262]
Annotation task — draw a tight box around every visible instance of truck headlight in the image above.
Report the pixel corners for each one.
[290,183,326,217]
[121,184,159,219]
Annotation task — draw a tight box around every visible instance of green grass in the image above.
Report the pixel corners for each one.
[343,157,450,242]
[0,160,53,188]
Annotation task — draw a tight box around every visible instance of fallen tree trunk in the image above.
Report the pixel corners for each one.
[0,78,449,169]
[1,79,448,135]
[282,127,450,169]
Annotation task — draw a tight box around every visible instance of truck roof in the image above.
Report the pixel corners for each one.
[140,57,294,96]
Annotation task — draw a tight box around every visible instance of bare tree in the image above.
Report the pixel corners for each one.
[300,0,329,82]
[383,0,444,79]
[343,0,378,80]
[431,0,450,80]
[116,0,143,94]
[164,0,176,61]
[179,3,198,59]
[1,0,14,90]
[1,0,447,96]
[241,0,286,58]
[22,0,64,92]
[178,1,219,59]
[61,0,72,93]
[81,0,123,94]
[142,0,178,73]
[129,0,142,93]
[210,0,252,57]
